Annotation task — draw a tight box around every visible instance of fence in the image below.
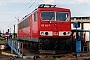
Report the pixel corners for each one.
[8,39,23,58]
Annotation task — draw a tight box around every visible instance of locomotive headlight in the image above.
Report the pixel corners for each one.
[40,32,44,36]
[45,32,48,35]
[67,32,71,36]
[67,32,70,34]
[63,32,66,35]
[59,31,71,36]
[40,31,52,36]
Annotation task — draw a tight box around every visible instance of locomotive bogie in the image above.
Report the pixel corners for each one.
[38,38,72,50]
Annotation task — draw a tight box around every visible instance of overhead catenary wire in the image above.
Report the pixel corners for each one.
[19,0,39,18]
[1,0,33,21]
[1,0,40,21]
[0,0,40,33]
[0,0,34,28]
[2,0,42,21]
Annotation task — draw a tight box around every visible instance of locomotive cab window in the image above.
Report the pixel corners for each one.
[41,12,55,20]
[56,12,68,21]
[41,11,69,21]
[34,12,37,22]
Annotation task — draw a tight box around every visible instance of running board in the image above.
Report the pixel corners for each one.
[39,50,68,54]
[39,50,55,54]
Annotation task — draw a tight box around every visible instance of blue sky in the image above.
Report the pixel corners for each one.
[0,0,90,33]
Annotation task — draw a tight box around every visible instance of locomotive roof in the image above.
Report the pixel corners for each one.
[37,4,70,10]
[19,4,70,23]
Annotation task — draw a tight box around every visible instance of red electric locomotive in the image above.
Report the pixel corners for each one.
[18,4,72,53]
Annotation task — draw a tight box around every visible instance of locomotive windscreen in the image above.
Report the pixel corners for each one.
[56,12,68,21]
[41,12,69,21]
[41,12,55,20]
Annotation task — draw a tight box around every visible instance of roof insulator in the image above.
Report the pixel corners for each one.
[38,4,56,8]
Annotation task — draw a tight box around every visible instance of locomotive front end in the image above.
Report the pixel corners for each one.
[38,4,72,52]
[39,6,71,37]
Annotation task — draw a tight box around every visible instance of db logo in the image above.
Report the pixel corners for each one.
[53,32,59,36]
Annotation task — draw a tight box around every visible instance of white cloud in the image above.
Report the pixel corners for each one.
[0,3,2,5]
[40,0,54,4]
[76,0,90,4]
[47,0,90,5]
[0,2,6,6]
[50,0,75,5]
[0,0,31,2]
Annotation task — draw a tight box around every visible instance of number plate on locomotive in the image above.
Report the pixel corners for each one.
[53,32,59,36]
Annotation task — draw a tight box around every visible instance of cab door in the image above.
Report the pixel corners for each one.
[30,15,32,39]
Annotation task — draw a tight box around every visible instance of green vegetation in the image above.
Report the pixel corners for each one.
[0,37,6,43]
[0,40,6,43]
[12,38,17,40]
[0,37,18,43]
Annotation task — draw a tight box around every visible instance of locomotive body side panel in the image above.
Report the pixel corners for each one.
[18,15,31,40]
[31,11,39,42]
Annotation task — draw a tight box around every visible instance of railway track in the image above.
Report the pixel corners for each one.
[23,46,90,59]
[24,47,74,58]
[22,40,90,59]
[6,39,90,60]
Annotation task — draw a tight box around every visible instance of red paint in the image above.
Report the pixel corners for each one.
[18,6,71,40]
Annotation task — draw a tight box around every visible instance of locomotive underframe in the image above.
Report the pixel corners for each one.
[19,38,75,53]
[39,38,73,53]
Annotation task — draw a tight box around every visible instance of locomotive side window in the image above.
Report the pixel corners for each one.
[34,12,37,22]
[19,22,23,29]
[19,18,29,29]
[41,12,55,20]
[56,12,68,21]
[25,18,29,27]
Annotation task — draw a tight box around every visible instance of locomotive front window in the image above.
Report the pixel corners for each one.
[56,12,68,21]
[41,12,55,20]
